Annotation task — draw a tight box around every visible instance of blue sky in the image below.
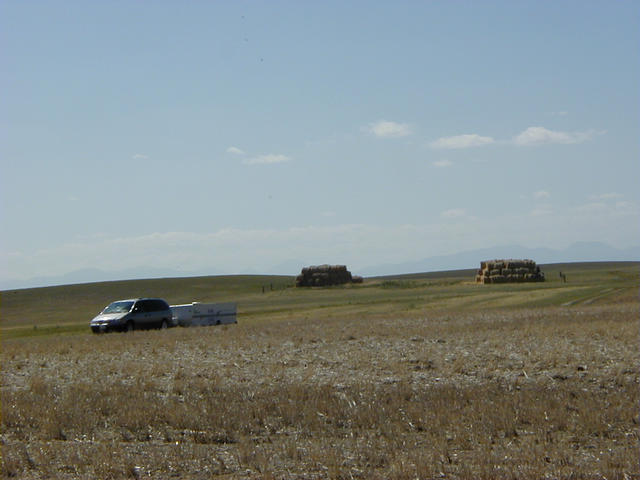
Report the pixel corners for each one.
[1,1,639,287]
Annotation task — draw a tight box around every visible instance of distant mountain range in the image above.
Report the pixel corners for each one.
[0,266,205,291]
[358,241,640,277]
[2,241,638,290]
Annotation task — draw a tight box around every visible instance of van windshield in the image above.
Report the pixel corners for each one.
[102,301,134,314]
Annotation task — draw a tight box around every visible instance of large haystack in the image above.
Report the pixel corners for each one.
[296,265,362,287]
[475,259,544,284]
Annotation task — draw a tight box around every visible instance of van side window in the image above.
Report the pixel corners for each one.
[136,300,150,312]
[154,300,169,311]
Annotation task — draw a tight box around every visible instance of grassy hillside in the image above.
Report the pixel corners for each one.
[1,262,637,339]
[0,275,292,336]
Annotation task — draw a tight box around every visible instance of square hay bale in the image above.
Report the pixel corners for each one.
[477,259,544,284]
[296,265,359,287]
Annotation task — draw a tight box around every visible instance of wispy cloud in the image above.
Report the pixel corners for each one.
[550,111,568,116]
[513,126,599,146]
[533,190,551,199]
[428,126,601,150]
[441,208,467,218]
[432,159,453,168]
[615,201,632,211]
[229,146,291,165]
[6,206,639,286]
[572,202,608,214]
[226,146,245,155]
[531,206,553,216]
[243,154,292,165]
[590,192,623,200]
[132,153,149,160]
[429,134,495,149]
[366,120,412,138]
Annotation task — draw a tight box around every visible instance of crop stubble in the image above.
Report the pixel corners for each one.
[1,302,638,479]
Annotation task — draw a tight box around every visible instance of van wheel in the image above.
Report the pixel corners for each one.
[125,321,134,332]
[161,320,168,329]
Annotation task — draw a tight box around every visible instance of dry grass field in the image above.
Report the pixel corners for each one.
[1,262,639,479]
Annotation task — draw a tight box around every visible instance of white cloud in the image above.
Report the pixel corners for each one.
[533,190,551,199]
[572,202,608,214]
[432,159,453,168]
[441,208,467,218]
[243,154,292,165]
[226,146,245,155]
[132,154,149,160]
[513,126,599,146]
[550,111,568,116]
[366,120,412,138]
[610,201,639,218]
[429,134,495,149]
[4,202,639,286]
[531,206,553,216]
[428,126,601,149]
[4,223,485,283]
[590,192,623,200]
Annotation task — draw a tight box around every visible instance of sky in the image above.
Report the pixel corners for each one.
[1,1,639,288]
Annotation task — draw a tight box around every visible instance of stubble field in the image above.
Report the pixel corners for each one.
[1,263,638,479]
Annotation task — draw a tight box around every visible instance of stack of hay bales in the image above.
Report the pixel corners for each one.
[296,265,361,287]
[475,259,544,284]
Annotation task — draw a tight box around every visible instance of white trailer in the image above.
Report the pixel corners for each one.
[170,302,237,327]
